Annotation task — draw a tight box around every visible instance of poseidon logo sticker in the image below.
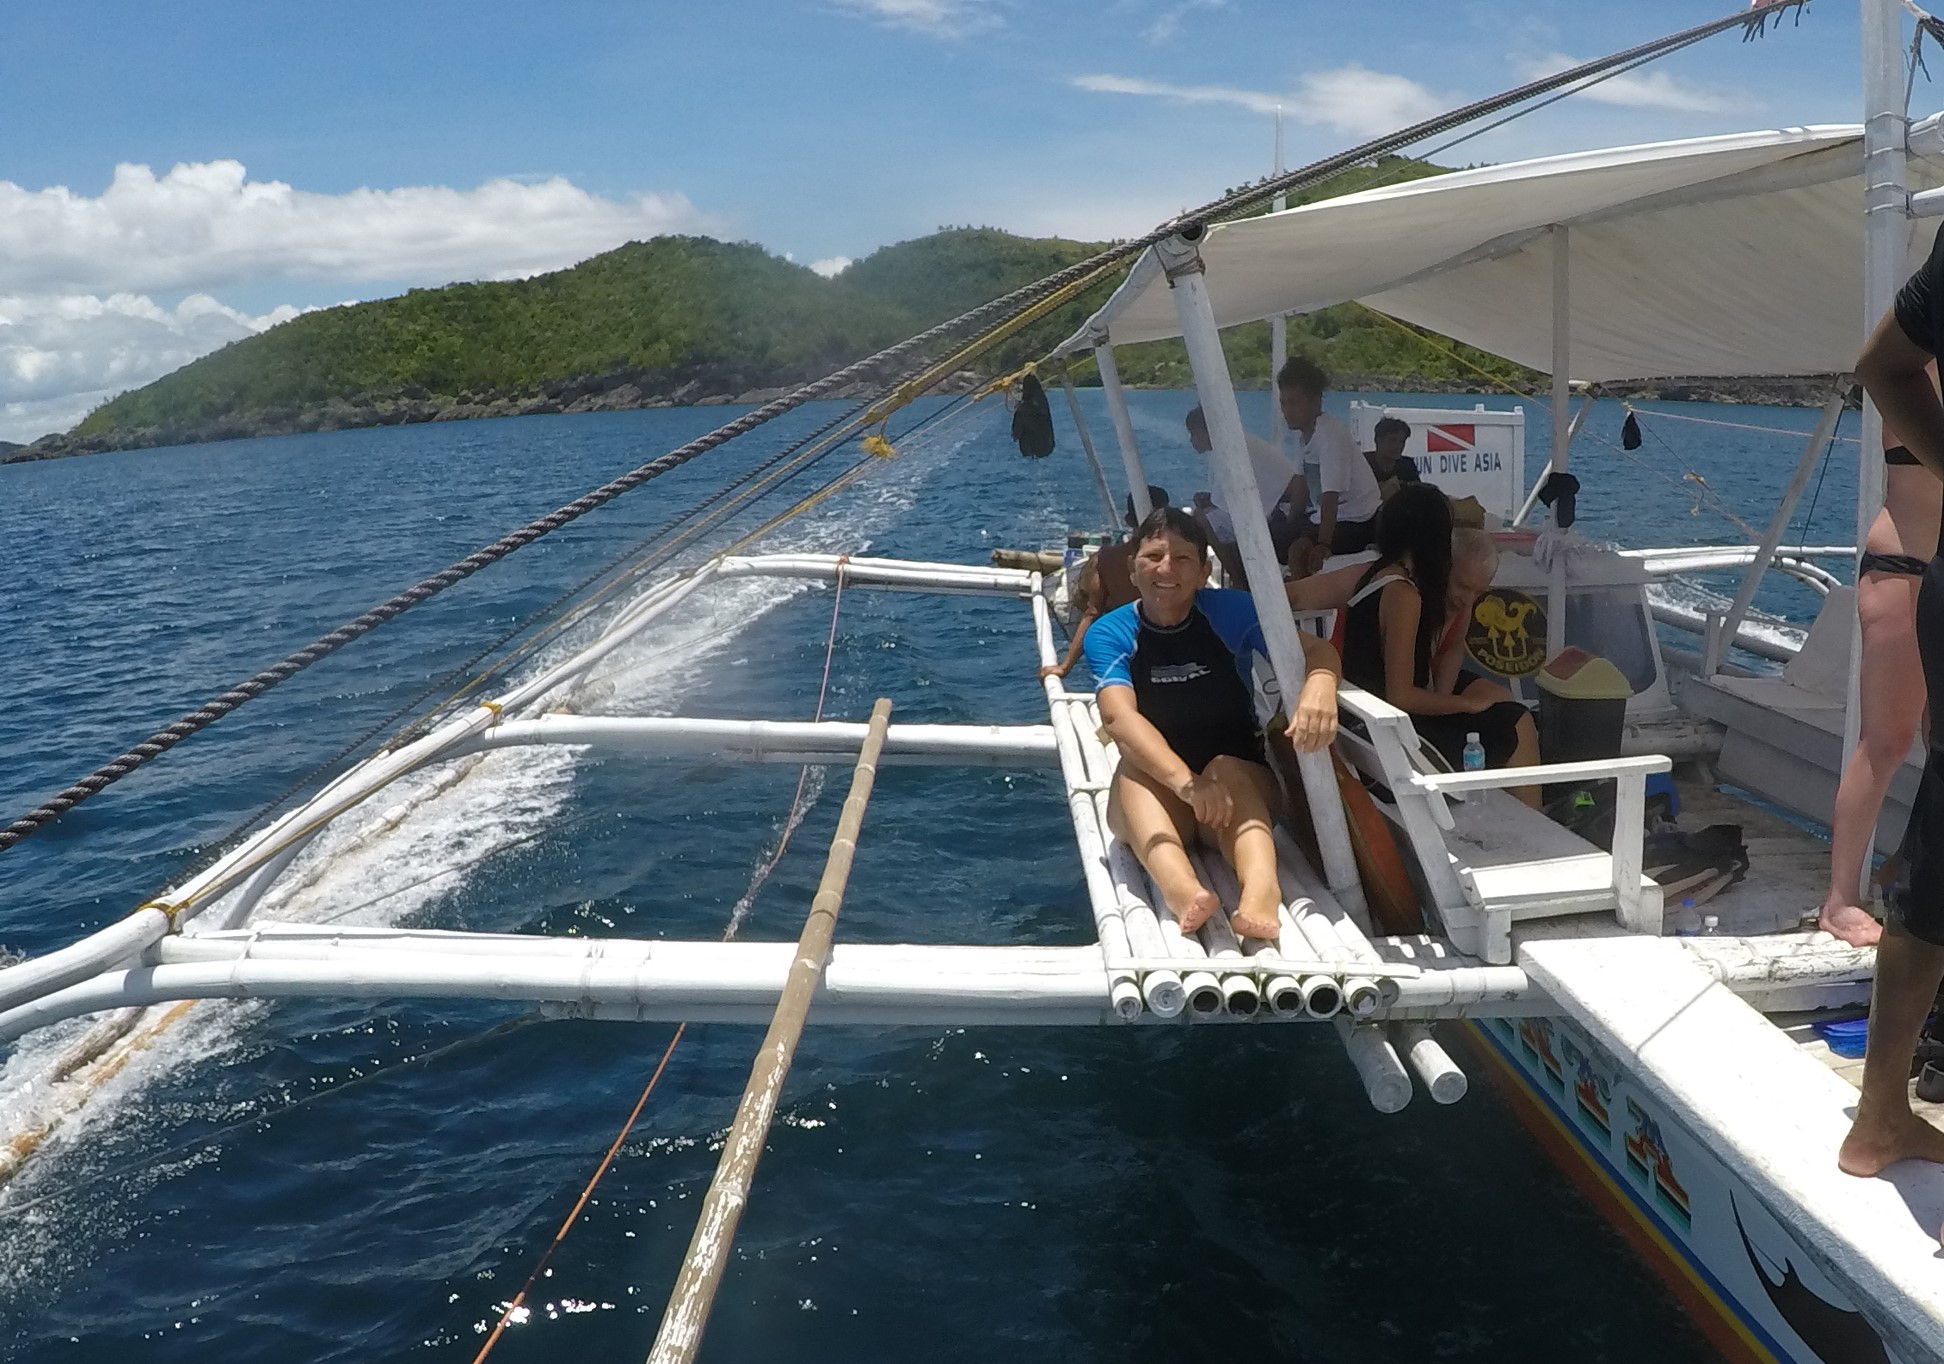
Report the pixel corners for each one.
[1465,588,1547,677]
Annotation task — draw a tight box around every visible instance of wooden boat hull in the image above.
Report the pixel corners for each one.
[1461,1018,1895,1364]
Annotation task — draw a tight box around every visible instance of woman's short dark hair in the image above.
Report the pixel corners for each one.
[1131,504,1210,556]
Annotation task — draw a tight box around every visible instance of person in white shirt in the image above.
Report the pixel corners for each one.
[1184,405,1307,574]
[1279,356,1383,575]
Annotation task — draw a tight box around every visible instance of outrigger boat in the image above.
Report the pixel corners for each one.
[6,3,1944,1361]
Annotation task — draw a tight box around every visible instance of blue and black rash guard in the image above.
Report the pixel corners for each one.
[1083,588,1268,773]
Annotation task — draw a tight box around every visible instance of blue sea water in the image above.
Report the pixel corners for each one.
[0,388,1861,1362]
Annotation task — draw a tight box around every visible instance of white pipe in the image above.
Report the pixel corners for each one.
[1154,232,1365,917]
[1051,673,1187,1018]
[0,908,171,1014]
[1513,398,1593,527]
[1094,345,1153,524]
[1043,705,1144,1022]
[1192,853,1262,1017]
[1335,1017,1413,1113]
[1056,367,1124,527]
[1034,589,1147,1021]
[456,716,1060,767]
[1396,1023,1468,1104]
[0,948,1124,1041]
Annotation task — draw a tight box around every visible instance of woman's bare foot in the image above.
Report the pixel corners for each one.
[1231,883,1283,939]
[1173,886,1220,934]
[1818,899,1885,949]
[1839,1105,1944,1176]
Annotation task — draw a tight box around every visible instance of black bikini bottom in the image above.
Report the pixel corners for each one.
[1861,551,1929,578]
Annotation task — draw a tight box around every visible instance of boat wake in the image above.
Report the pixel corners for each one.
[0,416,967,1286]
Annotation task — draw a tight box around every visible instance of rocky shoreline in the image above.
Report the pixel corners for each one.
[3,369,1851,464]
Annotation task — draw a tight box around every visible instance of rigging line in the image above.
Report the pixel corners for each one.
[167,403,877,881]
[1346,299,1762,535]
[1792,418,1840,559]
[472,563,852,1364]
[0,2,1803,854]
[1623,405,1862,444]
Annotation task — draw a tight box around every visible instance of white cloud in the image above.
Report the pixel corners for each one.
[809,256,854,277]
[0,159,714,297]
[1071,64,1450,137]
[831,0,999,38]
[1143,0,1227,45]
[0,291,302,440]
[0,160,718,442]
[1516,52,1756,115]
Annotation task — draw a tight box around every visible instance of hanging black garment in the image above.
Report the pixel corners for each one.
[1012,374,1056,459]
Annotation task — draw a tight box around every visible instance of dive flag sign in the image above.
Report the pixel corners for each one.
[1350,402,1525,522]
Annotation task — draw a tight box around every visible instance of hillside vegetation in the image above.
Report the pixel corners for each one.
[53,156,1549,456]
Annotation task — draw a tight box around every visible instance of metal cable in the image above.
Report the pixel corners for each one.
[0,0,1806,853]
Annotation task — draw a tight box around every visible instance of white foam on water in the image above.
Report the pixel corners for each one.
[0,412,974,1280]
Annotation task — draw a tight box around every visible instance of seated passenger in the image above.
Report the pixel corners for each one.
[1084,507,1342,938]
[1366,416,1422,500]
[1189,491,1245,582]
[1184,405,1308,571]
[1280,357,1383,576]
[1041,485,1170,681]
[1337,486,1541,805]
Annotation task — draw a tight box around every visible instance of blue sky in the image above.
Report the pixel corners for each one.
[0,0,1893,438]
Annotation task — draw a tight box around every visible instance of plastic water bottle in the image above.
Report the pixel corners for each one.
[1674,897,1703,936]
[1462,732,1486,772]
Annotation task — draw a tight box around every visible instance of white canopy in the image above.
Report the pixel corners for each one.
[1060,125,1944,380]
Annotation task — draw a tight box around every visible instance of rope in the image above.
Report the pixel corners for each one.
[472,562,852,1363]
[1346,299,1766,537]
[0,0,1807,854]
[1622,404,1861,444]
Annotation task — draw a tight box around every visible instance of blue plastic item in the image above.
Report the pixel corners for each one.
[1813,1017,1871,1058]
[1646,772,1679,818]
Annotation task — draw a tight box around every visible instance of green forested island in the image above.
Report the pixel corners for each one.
[26,156,1731,458]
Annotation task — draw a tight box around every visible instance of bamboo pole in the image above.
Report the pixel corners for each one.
[646,698,894,1364]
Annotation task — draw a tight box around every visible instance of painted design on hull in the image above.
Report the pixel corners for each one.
[1562,1034,1613,1141]
[1731,1194,1889,1364]
[1519,1017,1564,1089]
[1624,1098,1692,1230]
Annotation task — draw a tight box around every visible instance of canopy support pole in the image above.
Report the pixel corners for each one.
[1514,398,1593,527]
[1156,232,1367,919]
[1094,342,1153,523]
[1057,365,1123,527]
[1269,110,1290,449]
[647,699,894,1364]
[1546,225,1572,660]
[1702,388,1847,676]
[1850,0,1910,892]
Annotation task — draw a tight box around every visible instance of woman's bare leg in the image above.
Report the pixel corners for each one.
[1823,570,1927,947]
[1108,765,1219,931]
[1201,756,1284,938]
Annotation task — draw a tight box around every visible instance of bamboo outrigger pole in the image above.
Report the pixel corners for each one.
[646,697,894,1364]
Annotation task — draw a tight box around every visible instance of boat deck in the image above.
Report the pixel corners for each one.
[1671,773,1832,938]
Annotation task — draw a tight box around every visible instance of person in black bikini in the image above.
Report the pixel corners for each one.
[1337,485,1541,805]
[1841,225,1944,1184]
[1083,507,1342,938]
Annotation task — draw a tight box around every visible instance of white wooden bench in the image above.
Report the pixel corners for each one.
[1331,684,1670,964]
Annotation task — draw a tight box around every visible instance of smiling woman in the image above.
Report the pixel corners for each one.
[1081,505,1341,939]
